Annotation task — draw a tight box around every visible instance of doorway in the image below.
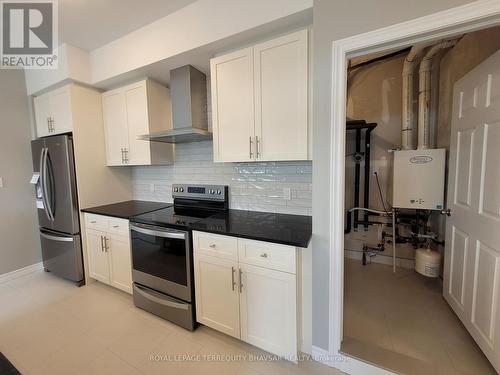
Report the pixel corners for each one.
[324,2,500,371]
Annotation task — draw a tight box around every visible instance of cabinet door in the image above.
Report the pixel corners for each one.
[239,263,297,359]
[49,86,73,135]
[102,90,128,166]
[194,254,240,338]
[107,233,132,294]
[34,93,51,137]
[86,229,110,284]
[211,47,255,162]
[124,82,151,165]
[254,30,308,161]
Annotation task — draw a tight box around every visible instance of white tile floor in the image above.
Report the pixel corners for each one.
[0,270,342,375]
[342,259,497,375]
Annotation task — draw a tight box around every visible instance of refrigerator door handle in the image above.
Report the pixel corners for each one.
[39,147,52,221]
[42,147,55,221]
[40,231,74,242]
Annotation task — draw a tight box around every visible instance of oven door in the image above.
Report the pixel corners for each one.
[130,223,192,302]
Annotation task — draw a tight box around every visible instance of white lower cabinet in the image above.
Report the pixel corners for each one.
[194,254,240,338]
[193,231,299,360]
[86,229,110,284]
[84,213,132,294]
[239,263,297,358]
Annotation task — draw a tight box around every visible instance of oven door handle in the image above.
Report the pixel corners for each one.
[133,284,189,310]
[130,224,187,240]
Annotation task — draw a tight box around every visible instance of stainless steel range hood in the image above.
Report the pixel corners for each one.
[140,65,211,144]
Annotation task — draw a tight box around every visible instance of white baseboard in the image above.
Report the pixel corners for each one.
[0,262,44,284]
[311,345,338,368]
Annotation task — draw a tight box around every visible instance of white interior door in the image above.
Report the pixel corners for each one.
[444,49,500,372]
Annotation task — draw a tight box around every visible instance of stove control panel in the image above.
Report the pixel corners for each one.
[172,184,228,202]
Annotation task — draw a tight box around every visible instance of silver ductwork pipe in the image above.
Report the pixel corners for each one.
[417,40,458,149]
[401,44,428,150]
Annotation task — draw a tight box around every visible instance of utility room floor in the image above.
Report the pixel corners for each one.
[342,258,496,374]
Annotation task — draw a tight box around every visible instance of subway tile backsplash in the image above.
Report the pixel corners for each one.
[132,141,312,215]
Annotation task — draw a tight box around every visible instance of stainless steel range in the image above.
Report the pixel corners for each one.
[129,184,228,330]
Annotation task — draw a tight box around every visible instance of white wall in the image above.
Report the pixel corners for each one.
[24,0,313,95]
[0,70,42,275]
[24,44,91,95]
[311,0,475,352]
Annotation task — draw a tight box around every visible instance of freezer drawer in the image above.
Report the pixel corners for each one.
[40,229,84,285]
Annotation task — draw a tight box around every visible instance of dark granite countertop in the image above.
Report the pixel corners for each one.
[191,209,312,248]
[81,200,172,220]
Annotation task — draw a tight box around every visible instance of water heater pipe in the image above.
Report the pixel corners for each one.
[401,44,428,150]
[417,40,458,149]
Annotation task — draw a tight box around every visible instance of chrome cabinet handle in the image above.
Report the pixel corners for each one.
[100,235,104,252]
[90,220,96,224]
[47,118,50,133]
[113,225,119,228]
[231,266,236,291]
[124,148,129,163]
[120,148,124,164]
[260,253,268,258]
[209,244,216,249]
[256,136,260,158]
[239,268,243,293]
[249,137,253,159]
[104,236,109,252]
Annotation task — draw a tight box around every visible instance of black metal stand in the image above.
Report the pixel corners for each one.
[345,120,378,233]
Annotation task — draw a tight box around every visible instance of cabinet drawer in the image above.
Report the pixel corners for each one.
[193,231,238,260]
[85,213,108,231]
[107,217,129,236]
[238,239,296,274]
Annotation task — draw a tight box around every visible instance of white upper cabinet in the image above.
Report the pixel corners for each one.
[211,48,255,162]
[102,90,128,166]
[253,31,308,161]
[102,79,174,166]
[211,29,309,162]
[34,85,74,137]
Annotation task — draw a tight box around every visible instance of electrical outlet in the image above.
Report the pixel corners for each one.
[372,166,380,176]
[283,187,291,200]
[149,183,155,192]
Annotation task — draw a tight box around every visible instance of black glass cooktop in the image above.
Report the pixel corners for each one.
[131,206,221,228]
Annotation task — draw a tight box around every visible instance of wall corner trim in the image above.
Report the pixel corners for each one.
[0,262,44,285]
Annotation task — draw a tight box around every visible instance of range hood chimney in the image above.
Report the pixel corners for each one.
[140,65,211,143]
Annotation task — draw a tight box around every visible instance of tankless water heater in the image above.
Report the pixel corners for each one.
[392,149,446,210]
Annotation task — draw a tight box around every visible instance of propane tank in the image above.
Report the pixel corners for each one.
[415,247,441,278]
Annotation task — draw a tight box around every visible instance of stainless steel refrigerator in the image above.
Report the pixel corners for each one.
[31,135,84,286]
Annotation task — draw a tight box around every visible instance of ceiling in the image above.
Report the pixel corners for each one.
[58,0,197,51]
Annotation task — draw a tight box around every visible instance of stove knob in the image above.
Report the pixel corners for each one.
[216,190,221,195]
[180,188,184,192]
[210,189,215,194]
[173,187,178,192]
